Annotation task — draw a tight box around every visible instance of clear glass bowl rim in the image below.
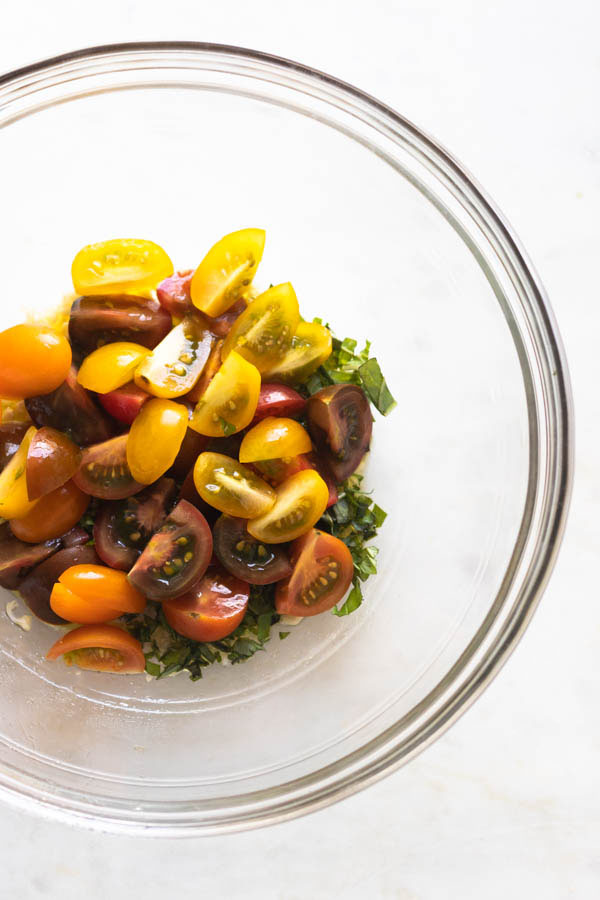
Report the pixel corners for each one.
[0,42,574,836]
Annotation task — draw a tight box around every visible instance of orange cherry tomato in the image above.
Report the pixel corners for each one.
[58,564,146,613]
[9,480,89,543]
[26,427,81,500]
[49,583,123,624]
[274,529,354,617]
[189,351,260,437]
[71,239,173,296]
[0,325,72,399]
[190,228,265,317]
[239,417,312,463]
[247,469,329,543]
[46,624,145,673]
[163,568,249,641]
[0,426,39,520]
[126,398,188,484]
[77,342,150,394]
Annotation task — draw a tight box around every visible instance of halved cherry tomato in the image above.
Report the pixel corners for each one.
[247,469,329,544]
[191,228,265,317]
[221,283,299,373]
[126,399,188,485]
[253,383,306,422]
[157,269,194,317]
[193,452,276,518]
[73,434,143,500]
[0,427,39,520]
[185,338,223,405]
[0,325,72,399]
[98,382,150,425]
[275,529,354,617]
[0,423,29,472]
[9,480,89,543]
[306,384,372,481]
[19,545,100,624]
[252,451,339,508]
[26,427,81,500]
[46,624,145,674]
[239,417,312,463]
[25,366,114,447]
[49,583,123,624]
[127,499,213,601]
[69,296,172,356]
[213,515,292,584]
[163,568,250,641]
[58,564,146,613]
[134,316,214,400]
[189,351,260,437]
[71,239,173,296]
[263,321,332,384]
[77,342,150,394]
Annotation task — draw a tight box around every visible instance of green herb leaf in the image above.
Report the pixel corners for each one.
[279,631,290,640]
[332,581,363,617]
[145,660,161,677]
[358,358,397,416]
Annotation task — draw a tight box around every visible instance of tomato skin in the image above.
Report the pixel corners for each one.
[193,452,276,518]
[191,228,265,317]
[58,564,146,613]
[50,583,123,624]
[98,383,150,425]
[9,480,89,543]
[134,317,214,400]
[0,325,72,399]
[163,568,249,641]
[0,423,29,472]
[74,434,144,500]
[0,427,39,520]
[275,529,354,617]
[126,399,188,485]
[157,269,194,317]
[19,545,100,624]
[247,469,329,544]
[189,351,260,438]
[69,296,172,356]
[263,321,332,384]
[25,366,114,447]
[253,383,306,422]
[77,343,150,394]
[204,297,247,338]
[221,283,300,373]
[184,338,223,405]
[45,624,145,673]
[306,384,372,481]
[26,427,81,500]
[71,239,173,296]
[239,417,312,463]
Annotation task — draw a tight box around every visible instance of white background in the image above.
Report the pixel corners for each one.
[1,1,598,897]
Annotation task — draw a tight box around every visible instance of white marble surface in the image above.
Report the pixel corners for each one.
[1,1,598,896]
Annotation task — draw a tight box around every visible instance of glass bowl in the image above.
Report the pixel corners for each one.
[0,43,573,835]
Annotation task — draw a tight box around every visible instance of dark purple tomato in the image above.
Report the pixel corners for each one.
[18,545,100,624]
[68,296,172,356]
[0,523,60,590]
[73,434,144,500]
[60,526,91,548]
[168,428,208,481]
[0,423,29,471]
[213,515,292,585]
[179,468,219,525]
[306,384,372,482]
[25,366,114,447]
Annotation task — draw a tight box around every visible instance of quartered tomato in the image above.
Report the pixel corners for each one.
[134,316,214,399]
[190,228,266,317]
[275,529,354,617]
[26,427,81,500]
[193,452,276,518]
[0,325,72,399]
[253,383,306,422]
[213,515,292,584]
[74,434,144,500]
[46,624,145,674]
[247,469,329,544]
[9,480,89,543]
[58,564,146,613]
[189,351,260,437]
[163,568,249,642]
[127,500,213,601]
[69,296,172,356]
[239,417,312,463]
[98,382,150,425]
[77,342,150,394]
[126,399,188,485]
[306,384,372,481]
[263,321,332,384]
[71,239,173,296]
[0,427,39,520]
[221,283,299,373]
[25,366,114,447]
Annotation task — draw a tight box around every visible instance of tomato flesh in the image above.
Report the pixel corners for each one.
[247,469,329,544]
[221,283,299,373]
[213,515,292,584]
[264,321,332,384]
[0,325,72,399]
[189,350,260,437]
[77,342,150,394]
[98,383,150,425]
[193,452,276,518]
[239,417,312,463]
[71,239,173,296]
[46,624,145,673]
[59,564,146,613]
[191,228,265,317]
[163,568,249,641]
[9,480,89,543]
[26,427,81,500]
[126,399,188,485]
[275,529,354,617]
[74,434,144,500]
[134,316,214,399]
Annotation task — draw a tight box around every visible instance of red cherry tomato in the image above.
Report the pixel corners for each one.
[163,568,249,641]
[156,269,194,317]
[46,624,145,673]
[275,529,354,617]
[98,383,150,425]
[253,383,306,422]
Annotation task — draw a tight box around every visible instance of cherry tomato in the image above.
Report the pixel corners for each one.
[25,366,114,447]
[0,423,29,472]
[193,452,276,518]
[253,383,306,422]
[306,384,372,481]
[179,468,220,526]
[163,569,249,641]
[126,399,188,485]
[73,434,143,500]
[252,451,339,508]
[189,351,260,437]
[98,382,150,425]
[77,342,150,394]
[247,469,329,544]
[0,325,72,399]
[49,583,122,624]
[9,480,89,543]
[19,545,100,624]
[190,228,266,317]
[157,269,194,317]
[213,515,292,584]
[58,564,146,613]
[168,428,208,480]
[204,297,247,337]
[71,239,173,296]
[46,624,145,674]
[221,283,299,373]
[26,427,81,500]
[275,529,354,617]
[185,338,223,405]
[69,296,172,355]
[263,321,332,384]
[0,525,60,591]
[127,499,213,601]
[0,427,39,520]
[239,417,312,463]
[134,316,214,399]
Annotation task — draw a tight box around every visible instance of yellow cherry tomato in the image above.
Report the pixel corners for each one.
[193,452,276,518]
[0,325,72,399]
[247,469,329,543]
[264,321,332,384]
[71,238,173,296]
[190,228,266,317]
[221,283,300,373]
[134,317,214,399]
[77,342,150,394]
[239,417,312,464]
[189,351,260,437]
[126,398,188,485]
[0,427,39,520]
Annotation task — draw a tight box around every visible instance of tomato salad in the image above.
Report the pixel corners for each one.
[0,230,395,678]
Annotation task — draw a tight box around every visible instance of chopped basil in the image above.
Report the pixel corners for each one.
[279,631,291,640]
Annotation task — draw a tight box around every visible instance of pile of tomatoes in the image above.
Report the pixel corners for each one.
[0,230,372,675]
